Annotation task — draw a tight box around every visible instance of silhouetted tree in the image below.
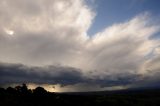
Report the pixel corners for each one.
[6,87,17,95]
[21,83,29,94]
[15,83,26,91]
[0,88,6,95]
[33,87,47,96]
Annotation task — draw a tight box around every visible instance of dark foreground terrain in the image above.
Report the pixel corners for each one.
[0,84,160,106]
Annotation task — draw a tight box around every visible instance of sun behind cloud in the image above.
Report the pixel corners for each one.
[4,29,14,36]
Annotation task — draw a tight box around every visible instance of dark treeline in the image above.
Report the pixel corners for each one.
[0,84,160,106]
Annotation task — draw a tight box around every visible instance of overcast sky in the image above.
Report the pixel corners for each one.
[0,0,160,92]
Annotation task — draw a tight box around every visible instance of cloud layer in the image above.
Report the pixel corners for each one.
[0,62,138,85]
[0,0,160,90]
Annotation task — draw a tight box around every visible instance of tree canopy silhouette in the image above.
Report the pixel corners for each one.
[33,86,47,96]
[1,84,160,106]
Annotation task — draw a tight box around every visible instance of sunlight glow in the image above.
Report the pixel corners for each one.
[5,29,14,36]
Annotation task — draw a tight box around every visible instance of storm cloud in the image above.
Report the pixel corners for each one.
[0,0,160,90]
[0,62,145,87]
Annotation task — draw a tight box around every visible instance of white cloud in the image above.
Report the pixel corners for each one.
[0,0,94,67]
[83,14,160,76]
[0,0,160,89]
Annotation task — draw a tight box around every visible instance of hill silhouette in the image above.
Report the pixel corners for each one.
[0,84,160,106]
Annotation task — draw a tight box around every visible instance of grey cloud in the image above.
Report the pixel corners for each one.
[0,62,85,85]
[0,62,142,87]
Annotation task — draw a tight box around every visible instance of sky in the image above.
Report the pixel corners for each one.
[0,0,160,92]
[88,0,160,35]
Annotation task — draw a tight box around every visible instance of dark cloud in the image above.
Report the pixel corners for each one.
[0,62,145,88]
[0,62,86,85]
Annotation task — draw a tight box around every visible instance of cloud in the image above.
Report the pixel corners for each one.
[84,13,160,75]
[0,62,85,85]
[0,0,160,90]
[0,0,94,67]
[0,62,141,87]
[1,62,160,91]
